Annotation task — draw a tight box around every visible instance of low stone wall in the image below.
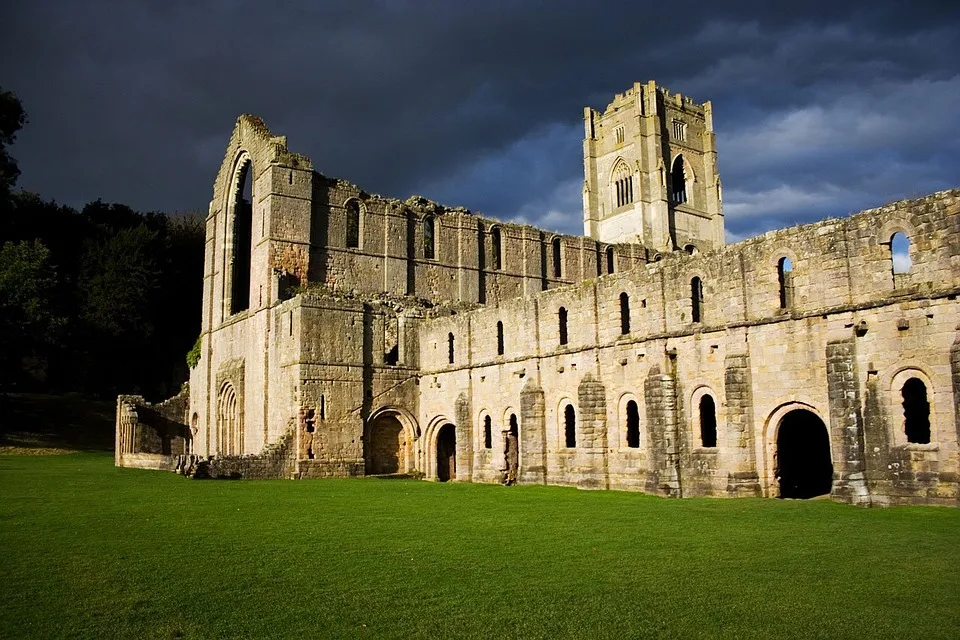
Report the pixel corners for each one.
[185,430,296,479]
[116,388,191,467]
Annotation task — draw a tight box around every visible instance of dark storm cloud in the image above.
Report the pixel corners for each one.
[1,1,958,241]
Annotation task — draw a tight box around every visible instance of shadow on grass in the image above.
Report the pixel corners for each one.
[0,393,115,452]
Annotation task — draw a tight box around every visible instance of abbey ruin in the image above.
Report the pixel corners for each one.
[116,81,960,506]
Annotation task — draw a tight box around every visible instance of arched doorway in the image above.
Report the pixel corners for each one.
[365,414,406,475]
[776,409,833,499]
[436,424,457,482]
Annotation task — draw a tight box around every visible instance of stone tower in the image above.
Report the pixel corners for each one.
[582,81,724,252]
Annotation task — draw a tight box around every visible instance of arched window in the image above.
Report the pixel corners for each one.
[491,227,502,271]
[564,404,576,448]
[424,215,436,260]
[558,307,568,346]
[619,292,630,334]
[778,257,793,309]
[691,276,703,323]
[483,415,492,449]
[613,160,634,208]
[902,378,930,444]
[671,155,687,205]
[890,232,911,275]
[699,395,717,448]
[447,332,455,364]
[345,199,361,249]
[229,159,253,314]
[625,400,640,448]
[606,246,616,274]
[217,382,242,455]
[552,237,562,278]
[684,244,697,255]
[496,321,504,356]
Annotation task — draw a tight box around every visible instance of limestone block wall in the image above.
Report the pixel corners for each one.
[418,189,960,505]
[307,179,646,304]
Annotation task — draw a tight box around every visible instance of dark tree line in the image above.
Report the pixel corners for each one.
[0,88,204,401]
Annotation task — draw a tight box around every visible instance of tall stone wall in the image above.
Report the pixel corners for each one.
[417,189,960,504]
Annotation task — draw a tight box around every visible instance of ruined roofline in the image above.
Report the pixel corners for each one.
[417,187,960,314]
[732,187,960,250]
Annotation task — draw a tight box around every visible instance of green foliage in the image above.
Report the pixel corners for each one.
[186,335,202,369]
[0,240,64,388]
[2,453,959,638]
[0,87,27,199]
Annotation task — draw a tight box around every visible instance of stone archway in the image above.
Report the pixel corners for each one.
[365,414,406,475]
[436,424,457,482]
[775,409,833,499]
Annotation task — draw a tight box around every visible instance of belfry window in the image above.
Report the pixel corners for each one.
[619,292,630,335]
[424,215,436,260]
[564,404,576,448]
[672,120,686,142]
[613,161,634,208]
[691,276,703,323]
[614,125,625,145]
[901,378,930,444]
[671,155,687,205]
[700,395,717,448]
[778,257,794,309]
[558,307,568,346]
[345,199,361,249]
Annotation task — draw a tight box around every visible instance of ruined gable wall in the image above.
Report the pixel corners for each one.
[418,190,960,504]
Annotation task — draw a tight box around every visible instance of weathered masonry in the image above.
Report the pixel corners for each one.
[116,81,960,507]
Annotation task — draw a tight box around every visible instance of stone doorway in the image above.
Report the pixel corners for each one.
[436,423,456,482]
[365,415,405,475]
[775,409,833,499]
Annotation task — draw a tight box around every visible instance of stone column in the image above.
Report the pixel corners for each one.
[825,338,871,504]
[577,374,609,489]
[455,392,473,482]
[643,365,682,497]
[724,353,760,496]
[519,380,547,484]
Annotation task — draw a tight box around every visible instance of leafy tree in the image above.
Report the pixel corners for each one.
[0,88,27,202]
[0,240,63,389]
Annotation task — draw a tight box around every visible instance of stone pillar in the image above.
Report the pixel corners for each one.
[577,374,609,489]
[519,380,547,484]
[724,353,760,496]
[455,392,473,482]
[643,365,682,497]
[825,338,871,504]
[951,333,960,506]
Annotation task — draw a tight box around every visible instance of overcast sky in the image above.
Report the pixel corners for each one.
[2,1,958,241]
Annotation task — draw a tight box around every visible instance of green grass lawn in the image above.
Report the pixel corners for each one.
[1,453,958,639]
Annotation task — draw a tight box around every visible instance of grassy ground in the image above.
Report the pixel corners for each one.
[1,454,958,639]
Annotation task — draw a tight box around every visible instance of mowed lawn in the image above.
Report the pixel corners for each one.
[1,454,958,639]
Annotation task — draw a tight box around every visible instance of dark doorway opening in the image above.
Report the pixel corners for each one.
[775,409,833,499]
[365,415,404,475]
[436,424,456,482]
